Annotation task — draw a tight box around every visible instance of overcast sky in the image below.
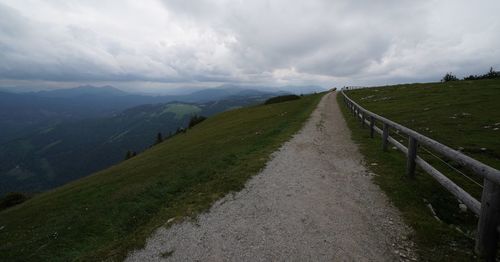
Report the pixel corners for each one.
[0,0,499,92]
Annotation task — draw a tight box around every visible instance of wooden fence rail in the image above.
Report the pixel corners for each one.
[340,89,500,261]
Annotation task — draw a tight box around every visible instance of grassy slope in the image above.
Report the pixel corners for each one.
[339,79,500,261]
[161,103,201,119]
[346,80,500,169]
[0,93,323,261]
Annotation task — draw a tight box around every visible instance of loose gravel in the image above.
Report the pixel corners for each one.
[126,92,416,261]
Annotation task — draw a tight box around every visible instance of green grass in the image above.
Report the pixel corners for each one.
[346,80,500,169]
[161,103,201,119]
[339,79,500,261]
[0,93,323,261]
[264,94,300,105]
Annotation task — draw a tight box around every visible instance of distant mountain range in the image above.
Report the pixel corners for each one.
[1,84,326,96]
[0,85,325,143]
[0,84,312,195]
[31,85,129,97]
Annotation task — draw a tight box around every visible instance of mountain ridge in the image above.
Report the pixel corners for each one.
[32,85,128,97]
[0,93,280,195]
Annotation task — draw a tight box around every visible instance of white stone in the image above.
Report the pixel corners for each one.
[459,203,467,212]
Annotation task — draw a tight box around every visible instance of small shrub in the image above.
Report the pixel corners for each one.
[124,150,138,160]
[188,115,207,128]
[175,127,186,134]
[485,67,499,79]
[125,151,131,160]
[441,72,458,82]
[464,67,500,80]
[264,95,300,105]
[156,132,163,144]
[463,75,478,80]
[0,192,29,211]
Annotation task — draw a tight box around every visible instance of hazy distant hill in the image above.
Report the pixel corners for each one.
[175,87,277,102]
[0,84,324,142]
[0,88,166,143]
[0,94,275,195]
[212,84,326,96]
[0,85,290,143]
[32,85,129,97]
[278,85,327,95]
[0,84,323,194]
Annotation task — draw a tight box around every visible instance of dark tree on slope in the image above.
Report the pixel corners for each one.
[125,150,133,160]
[264,95,300,105]
[463,67,500,80]
[486,67,499,79]
[156,132,163,144]
[175,127,186,134]
[188,115,207,128]
[0,192,29,211]
[442,72,458,82]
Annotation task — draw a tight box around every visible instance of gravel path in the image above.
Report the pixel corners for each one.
[126,92,416,261]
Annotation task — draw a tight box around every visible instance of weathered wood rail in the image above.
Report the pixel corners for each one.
[340,89,500,261]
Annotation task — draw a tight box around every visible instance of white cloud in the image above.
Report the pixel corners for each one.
[0,0,499,90]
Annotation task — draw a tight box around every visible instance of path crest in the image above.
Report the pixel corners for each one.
[126,92,415,261]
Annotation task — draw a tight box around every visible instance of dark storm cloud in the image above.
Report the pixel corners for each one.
[0,0,499,89]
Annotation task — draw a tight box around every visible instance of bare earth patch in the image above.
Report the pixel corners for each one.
[126,92,416,261]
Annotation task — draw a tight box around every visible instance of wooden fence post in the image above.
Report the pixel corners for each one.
[476,179,500,261]
[407,137,418,178]
[370,116,375,138]
[382,123,389,151]
[361,112,366,128]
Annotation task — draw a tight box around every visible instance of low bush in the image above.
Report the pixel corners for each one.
[188,115,207,128]
[0,192,29,211]
[264,95,300,105]
[441,72,458,82]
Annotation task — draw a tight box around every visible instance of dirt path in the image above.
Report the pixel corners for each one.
[126,92,416,261]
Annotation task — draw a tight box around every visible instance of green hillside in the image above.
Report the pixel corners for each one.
[340,79,500,260]
[0,96,271,196]
[346,79,500,169]
[0,93,323,261]
[160,103,201,119]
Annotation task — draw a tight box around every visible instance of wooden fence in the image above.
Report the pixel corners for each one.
[340,89,500,261]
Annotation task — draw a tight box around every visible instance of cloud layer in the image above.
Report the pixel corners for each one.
[1,0,499,90]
